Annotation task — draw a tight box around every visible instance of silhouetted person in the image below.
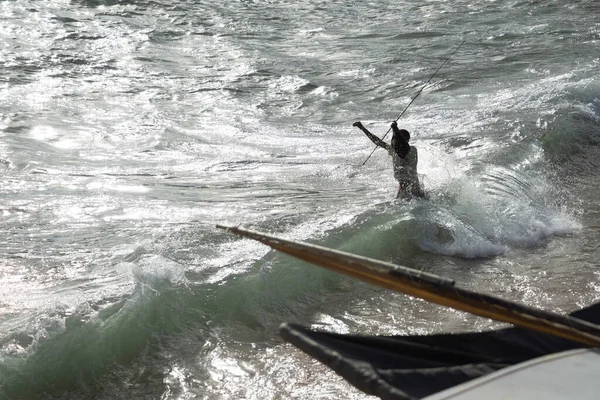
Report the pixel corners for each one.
[354,121,423,199]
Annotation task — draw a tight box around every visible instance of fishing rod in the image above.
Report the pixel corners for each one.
[362,40,466,166]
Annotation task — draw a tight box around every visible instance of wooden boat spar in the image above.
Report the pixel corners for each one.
[217,225,600,400]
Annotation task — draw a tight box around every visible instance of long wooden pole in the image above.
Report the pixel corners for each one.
[217,224,600,347]
[362,40,466,166]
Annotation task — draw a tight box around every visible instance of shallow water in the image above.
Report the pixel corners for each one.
[1,0,599,398]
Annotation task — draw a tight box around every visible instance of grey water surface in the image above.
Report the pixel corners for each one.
[1,0,599,398]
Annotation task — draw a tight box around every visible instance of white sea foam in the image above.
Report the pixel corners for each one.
[1,1,599,399]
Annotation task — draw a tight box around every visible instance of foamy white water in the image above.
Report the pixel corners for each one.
[1,0,599,398]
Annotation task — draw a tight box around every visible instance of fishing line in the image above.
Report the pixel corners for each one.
[362,40,466,166]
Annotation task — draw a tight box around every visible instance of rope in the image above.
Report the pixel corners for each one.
[362,40,466,166]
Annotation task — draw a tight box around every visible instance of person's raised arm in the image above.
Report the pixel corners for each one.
[353,121,390,151]
[391,121,402,137]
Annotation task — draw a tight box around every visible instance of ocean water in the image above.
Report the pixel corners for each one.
[1,0,599,398]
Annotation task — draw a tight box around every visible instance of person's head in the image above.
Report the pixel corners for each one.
[391,129,410,145]
[398,129,410,142]
[391,129,411,158]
